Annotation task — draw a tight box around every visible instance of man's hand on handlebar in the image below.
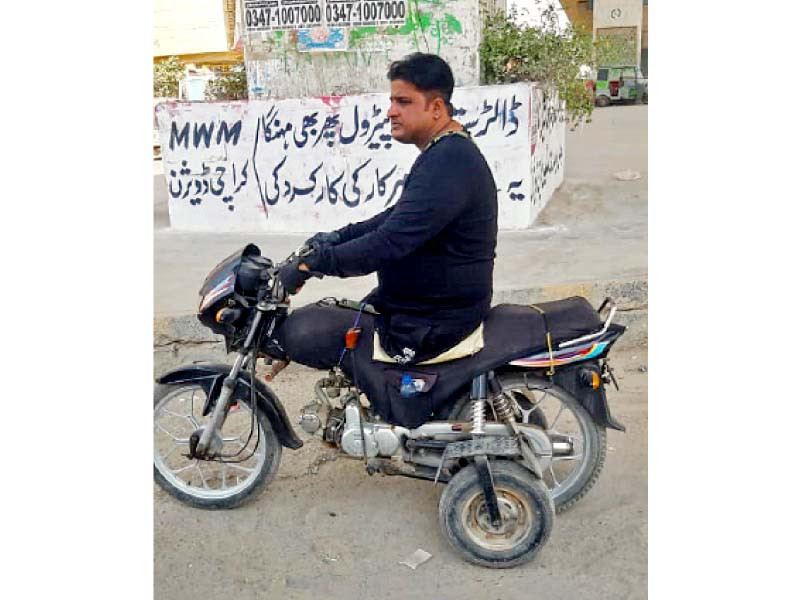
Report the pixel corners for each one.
[277,242,324,295]
[304,230,341,248]
[277,256,312,295]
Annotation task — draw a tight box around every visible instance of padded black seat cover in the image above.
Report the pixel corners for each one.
[277,297,602,427]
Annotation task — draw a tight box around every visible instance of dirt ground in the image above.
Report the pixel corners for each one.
[154,345,647,599]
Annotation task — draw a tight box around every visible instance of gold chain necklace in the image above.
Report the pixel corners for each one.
[422,127,472,153]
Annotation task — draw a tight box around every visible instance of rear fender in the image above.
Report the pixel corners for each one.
[548,361,625,432]
[156,363,303,450]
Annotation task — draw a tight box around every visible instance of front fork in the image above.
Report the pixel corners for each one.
[194,307,269,458]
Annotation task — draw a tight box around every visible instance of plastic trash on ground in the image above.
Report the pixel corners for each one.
[614,169,641,181]
[399,548,432,570]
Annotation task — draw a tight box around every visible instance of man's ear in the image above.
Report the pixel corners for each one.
[430,96,446,118]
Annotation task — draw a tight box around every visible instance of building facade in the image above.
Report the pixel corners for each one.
[559,0,648,74]
[154,0,243,67]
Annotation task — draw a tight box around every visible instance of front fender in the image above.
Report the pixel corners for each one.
[156,363,303,450]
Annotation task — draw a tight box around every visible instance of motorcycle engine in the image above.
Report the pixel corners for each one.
[339,401,401,458]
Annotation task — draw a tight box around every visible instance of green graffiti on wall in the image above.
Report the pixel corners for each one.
[443,14,462,34]
[354,8,462,53]
[349,26,379,45]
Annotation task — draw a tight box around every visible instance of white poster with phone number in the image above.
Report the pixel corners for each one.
[242,0,407,32]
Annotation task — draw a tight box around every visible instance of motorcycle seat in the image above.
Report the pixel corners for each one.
[278,296,605,427]
[279,296,603,371]
[477,297,604,362]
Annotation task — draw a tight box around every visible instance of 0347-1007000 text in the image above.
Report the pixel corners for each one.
[243,0,407,32]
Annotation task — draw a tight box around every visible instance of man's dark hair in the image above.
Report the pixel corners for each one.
[387,53,455,116]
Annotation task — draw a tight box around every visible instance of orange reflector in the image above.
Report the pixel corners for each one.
[590,371,601,389]
[345,327,361,350]
[215,308,227,323]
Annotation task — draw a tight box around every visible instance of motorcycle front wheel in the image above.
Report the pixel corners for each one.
[448,374,606,513]
[153,382,282,509]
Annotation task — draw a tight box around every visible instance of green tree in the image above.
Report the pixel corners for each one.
[153,56,184,98]
[205,66,248,101]
[479,5,627,123]
[594,30,638,66]
[480,6,594,122]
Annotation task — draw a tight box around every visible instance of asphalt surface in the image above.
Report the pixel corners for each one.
[154,346,648,600]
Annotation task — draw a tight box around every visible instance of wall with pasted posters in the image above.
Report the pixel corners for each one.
[155,82,564,232]
[241,0,482,99]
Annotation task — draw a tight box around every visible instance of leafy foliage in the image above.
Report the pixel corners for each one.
[594,30,638,67]
[479,5,630,123]
[153,56,184,98]
[205,66,248,101]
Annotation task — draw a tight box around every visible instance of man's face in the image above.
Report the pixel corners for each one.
[387,79,439,147]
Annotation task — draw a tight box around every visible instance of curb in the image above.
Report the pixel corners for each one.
[154,276,647,374]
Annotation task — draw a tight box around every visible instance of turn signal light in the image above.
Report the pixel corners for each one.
[215,308,240,324]
[579,368,601,389]
[590,371,600,389]
[345,327,362,350]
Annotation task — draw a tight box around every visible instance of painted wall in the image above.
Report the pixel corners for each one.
[593,0,642,30]
[154,0,230,57]
[241,0,481,99]
[155,83,565,232]
[593,0,643,65]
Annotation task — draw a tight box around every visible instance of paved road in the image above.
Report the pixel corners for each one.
[154,347,647,600]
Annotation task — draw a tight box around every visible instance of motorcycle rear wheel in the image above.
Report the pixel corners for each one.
[438,460,554,568]
[153,382,282,509]
[448,374,606,513]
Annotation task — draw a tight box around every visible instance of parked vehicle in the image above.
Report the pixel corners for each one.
[593,66,648,107]
[153,244,627,567]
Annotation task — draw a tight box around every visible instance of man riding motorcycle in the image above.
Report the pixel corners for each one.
[277,52,498,365]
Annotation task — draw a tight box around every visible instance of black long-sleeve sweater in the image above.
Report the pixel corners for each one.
[314,132,498,363]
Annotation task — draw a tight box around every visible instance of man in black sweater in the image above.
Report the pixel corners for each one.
[278,53,498,365]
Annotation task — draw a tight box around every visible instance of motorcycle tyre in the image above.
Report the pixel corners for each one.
[448,375,607,514]
[153,383,282,510]
[438,460,554,568]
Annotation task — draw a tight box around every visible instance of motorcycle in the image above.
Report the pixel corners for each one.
[154,244,626,568]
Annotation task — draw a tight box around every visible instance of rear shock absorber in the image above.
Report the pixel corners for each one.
[487,372,515,422]
[470,374,487,435]
[491,390,515,422]
[471,399,486,435]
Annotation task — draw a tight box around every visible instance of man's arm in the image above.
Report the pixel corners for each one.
[313,151,470,277]
[333,206,395,244]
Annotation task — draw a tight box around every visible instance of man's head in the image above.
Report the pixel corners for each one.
[386,53,455,148]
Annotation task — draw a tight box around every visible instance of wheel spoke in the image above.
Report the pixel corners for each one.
[550,404,565,430]
[552,454,583,462]
[161,408,191,421]
[155,421,190,444]
[160,445,182,461]
[195,463,210,488]
[548,464,561,487]
[188,390,205,426]
[172,463,195,475]
[227,463,256,474]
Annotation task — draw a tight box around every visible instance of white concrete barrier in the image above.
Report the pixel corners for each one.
[156,82,565,232]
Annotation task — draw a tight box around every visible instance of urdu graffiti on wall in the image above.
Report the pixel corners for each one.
[156,83,565,232]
